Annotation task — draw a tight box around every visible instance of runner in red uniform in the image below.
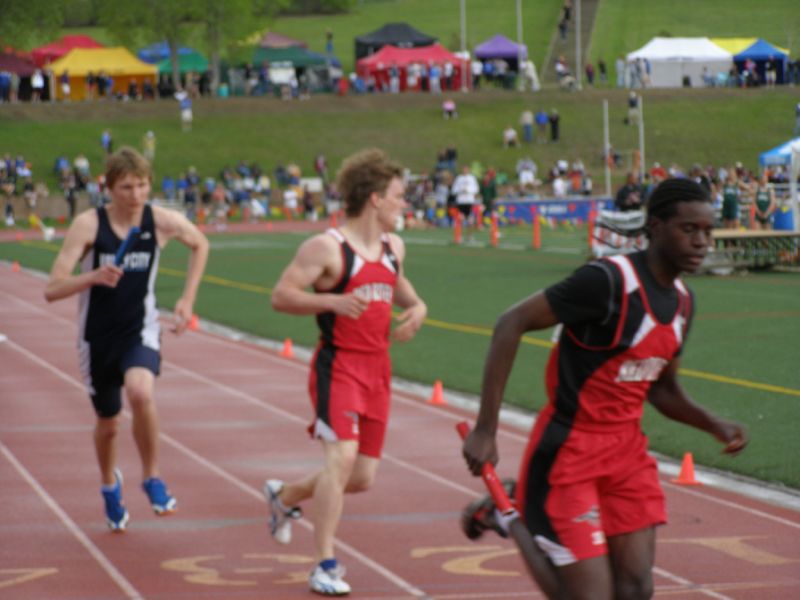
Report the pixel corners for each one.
[265,149,427,596]
[462,178,747,600]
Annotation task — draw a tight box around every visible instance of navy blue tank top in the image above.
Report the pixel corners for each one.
[78,204,161,349]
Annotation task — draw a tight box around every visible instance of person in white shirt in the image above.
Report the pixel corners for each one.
[452,166,480,228]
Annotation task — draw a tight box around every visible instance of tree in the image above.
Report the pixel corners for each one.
[97,0,199,94]
[195,0,289,96]
[0,0,64,50]
[282,0,354,14]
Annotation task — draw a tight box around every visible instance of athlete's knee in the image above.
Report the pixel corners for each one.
[614,570,654,600]
[95,416,121,439]
[345,471,375,494]
[125,384,154,411]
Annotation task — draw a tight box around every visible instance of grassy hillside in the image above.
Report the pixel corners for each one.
[589,0,800,65]
[268,0,562,73]
[1,87,798,196]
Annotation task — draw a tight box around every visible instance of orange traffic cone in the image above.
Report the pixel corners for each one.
[453,212,463,245]
[490,214,499,247]
[330,212,338,228]
[11,261,21,272]
[429,380,445,405]
[671,452,701,485]
[14,231,23,241]
[280,338,294,359]
[188,314,199,331]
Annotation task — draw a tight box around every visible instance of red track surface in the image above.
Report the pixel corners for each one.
[1,263,799,599]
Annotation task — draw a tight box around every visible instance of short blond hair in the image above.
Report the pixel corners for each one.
[105,147,152,189]
[336,148,403,217]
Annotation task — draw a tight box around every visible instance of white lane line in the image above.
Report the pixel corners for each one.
[653,567,734,600]
[3,335,429,598]
[7,287,796,523]
[3,291,798,599]
[0,440,144,600]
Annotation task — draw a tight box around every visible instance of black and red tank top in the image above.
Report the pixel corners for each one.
[544,253,692,431]
[315,228,399,353]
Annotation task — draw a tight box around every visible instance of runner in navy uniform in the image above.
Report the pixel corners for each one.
[45,147,208,532]
[462,178,747,600]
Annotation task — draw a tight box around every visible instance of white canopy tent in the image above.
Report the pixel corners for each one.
[626,37,732,88]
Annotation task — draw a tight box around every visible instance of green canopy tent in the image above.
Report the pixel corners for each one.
[252,46,327,68]
[251,46,340,93]
[157,50,209,74]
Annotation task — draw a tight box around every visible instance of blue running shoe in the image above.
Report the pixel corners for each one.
[101,469,129,532]
[142,477,177,515]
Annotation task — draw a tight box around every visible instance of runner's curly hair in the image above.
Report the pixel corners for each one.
[336,148,403,217]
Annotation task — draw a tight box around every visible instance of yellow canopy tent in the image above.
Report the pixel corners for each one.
[710,38,758,55]
[711,38,789,55]
[48,47,157,100]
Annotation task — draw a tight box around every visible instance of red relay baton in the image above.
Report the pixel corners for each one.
[456,421,515,515]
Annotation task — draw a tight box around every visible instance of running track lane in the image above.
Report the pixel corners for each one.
[1,264,799,599]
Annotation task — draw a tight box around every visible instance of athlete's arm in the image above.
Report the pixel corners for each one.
[463,291,560,476]
[271,234,368,318]
[388,234,427,343]
[44,211,121,302]
[648,358,748,454]
[153,205,209,333]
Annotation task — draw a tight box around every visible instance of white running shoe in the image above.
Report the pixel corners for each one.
[309,564,351,596]
[263,479,302,545]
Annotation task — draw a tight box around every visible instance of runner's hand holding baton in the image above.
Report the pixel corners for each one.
[457,421,517,518]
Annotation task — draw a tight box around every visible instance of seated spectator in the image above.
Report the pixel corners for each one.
[503,125,519,148]
[283,185,300,219]
[162,175,176,200]
[442,98,457,119]
[615,172,643,211]
[516,157,537,189]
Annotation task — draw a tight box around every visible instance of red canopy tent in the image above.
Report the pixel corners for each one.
[31,35,104,67]
[0,52,37,76]
[356,43,469,91]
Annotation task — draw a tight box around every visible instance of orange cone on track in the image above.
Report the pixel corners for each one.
[11,261,21,272]
[429,380,445,405]
[188,314,199,331]
[671,452,701,485]
[280,338,294,359]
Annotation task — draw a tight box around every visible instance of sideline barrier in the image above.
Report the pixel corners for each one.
[495,196,613,225]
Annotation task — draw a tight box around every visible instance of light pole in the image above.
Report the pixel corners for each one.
[603,99,611,197]
[516,0,524,91]
[460,0,468,91]
[638,95,646,183]
[575,0,582,90]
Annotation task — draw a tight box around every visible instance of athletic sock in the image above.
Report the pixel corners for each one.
[494,507,519,534]
[319,558,338,571]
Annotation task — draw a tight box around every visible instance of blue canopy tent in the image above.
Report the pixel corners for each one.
[759,137,800,166]
[759,138,800,231]
[137,41,198,64]
[734,39,789,84]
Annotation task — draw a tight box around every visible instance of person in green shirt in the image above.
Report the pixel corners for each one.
[720,169,748,229]
[752,171,777,230]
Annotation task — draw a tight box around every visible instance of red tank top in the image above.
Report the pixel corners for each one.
[315,228,399,353]
[545,254,691,431]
